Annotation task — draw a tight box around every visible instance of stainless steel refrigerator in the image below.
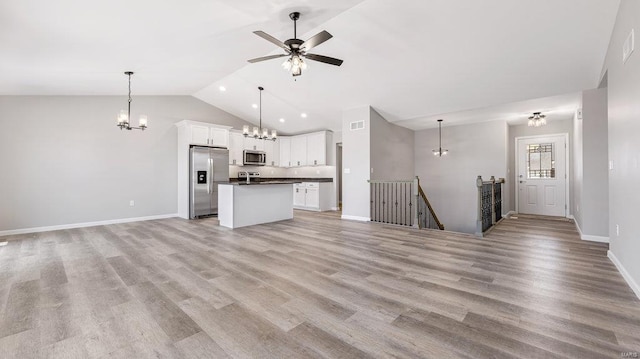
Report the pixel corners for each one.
[190,146,229,218]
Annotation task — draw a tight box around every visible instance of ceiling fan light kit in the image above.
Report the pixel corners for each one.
[248,12,343,77]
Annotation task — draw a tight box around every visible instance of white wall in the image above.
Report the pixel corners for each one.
[574,88,609,238]
[370,108,414,180]
[507,119,573,214]
[415,120,508,234]
[601,0,640,296]
[341,106,371,220]
[0,96,252,232]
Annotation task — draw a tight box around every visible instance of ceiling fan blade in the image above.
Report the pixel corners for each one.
[247,54,288,63]
[301,30,333,52]
[304,53,343,66]
[253,31,290,51]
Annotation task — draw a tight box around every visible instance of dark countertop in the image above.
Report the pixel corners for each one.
[229,177,333,183]
[221,180,302,186]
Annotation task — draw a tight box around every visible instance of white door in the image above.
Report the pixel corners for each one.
[517,135,567,216]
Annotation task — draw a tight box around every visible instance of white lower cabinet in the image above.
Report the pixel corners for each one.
[293,182,332,211]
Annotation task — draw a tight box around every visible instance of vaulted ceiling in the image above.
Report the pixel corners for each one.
[1,0,619,133]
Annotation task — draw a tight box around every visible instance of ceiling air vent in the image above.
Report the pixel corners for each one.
[350,120,365,131]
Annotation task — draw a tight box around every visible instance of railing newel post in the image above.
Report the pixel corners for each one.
[490,176,496,225]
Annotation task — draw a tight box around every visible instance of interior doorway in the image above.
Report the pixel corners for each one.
[336,143,342,210]
[516,134,569,217]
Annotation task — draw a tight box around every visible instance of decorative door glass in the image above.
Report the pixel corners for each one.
[526,143,555,179]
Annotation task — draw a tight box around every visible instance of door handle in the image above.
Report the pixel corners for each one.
[519,181,526,183]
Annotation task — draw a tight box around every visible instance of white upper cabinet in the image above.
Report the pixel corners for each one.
[243,137,264,151]
[279,137,292,168]
[263,139,280,166]
[291,135,308,167]
[306,131,328,166]
[177,120,231,148]
[228,132,244,166]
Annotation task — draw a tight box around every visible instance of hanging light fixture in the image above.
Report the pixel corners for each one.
[116,71,148,131]
[282,54,307,77]
[242,86,276,141]
[527,112,547,127]
[432,119,448,157]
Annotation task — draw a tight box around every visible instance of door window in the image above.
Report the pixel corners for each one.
[527,143,555,179]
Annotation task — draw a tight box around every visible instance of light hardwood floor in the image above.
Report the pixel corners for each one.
[0,211,639,358]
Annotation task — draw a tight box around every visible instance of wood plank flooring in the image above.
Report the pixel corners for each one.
[0,211,639,358]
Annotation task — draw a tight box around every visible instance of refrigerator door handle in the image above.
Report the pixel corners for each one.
[209,158,213,194]
[207,158,211,194]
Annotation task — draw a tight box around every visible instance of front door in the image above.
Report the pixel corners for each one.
[517,135,567,216]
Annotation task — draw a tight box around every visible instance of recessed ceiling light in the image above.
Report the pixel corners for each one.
[219,86,226,92]
[279,118,285,123]
[251,104,258,109]
[301,113,307,118]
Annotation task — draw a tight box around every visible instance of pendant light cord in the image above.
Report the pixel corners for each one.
[127,73,132,125]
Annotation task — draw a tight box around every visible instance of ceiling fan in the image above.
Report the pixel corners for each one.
[248,12,343,77]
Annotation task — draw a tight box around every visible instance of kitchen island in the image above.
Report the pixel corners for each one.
[218,182,297,229]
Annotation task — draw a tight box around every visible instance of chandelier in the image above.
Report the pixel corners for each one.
[243,86,276,141]
[432,119,449,157]
[528,112,546,127]
[116,71,148,131]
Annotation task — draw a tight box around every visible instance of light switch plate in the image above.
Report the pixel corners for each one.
[623,29,635,63]
[609,160,614,170]
[344,168,351,174]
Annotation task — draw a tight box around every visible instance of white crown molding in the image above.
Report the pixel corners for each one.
[0,213,179,237]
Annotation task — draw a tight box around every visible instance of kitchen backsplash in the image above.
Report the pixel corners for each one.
[229,165,336,179]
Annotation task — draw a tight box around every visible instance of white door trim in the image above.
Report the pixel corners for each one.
[514,133,570,217]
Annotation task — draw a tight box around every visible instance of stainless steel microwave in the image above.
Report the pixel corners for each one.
[243,150,266,166]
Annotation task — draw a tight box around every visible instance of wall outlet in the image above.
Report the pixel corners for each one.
[316,170,320,174]
[616,224,620,237]
[576,204,580,212]
[129,200,135,207]
[609,160,614,170]
[294,170,298,175]
[344,168,351,174]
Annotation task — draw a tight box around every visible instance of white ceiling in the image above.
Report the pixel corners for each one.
[1,0,619,134]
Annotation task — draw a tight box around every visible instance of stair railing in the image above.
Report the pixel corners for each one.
[416,177,445,230]
[368,176,443,230]
[475,175,505,236]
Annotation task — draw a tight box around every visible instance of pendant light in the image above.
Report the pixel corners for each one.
[432,119,448,156]
[242,86,276,141]
[116,71,148,131]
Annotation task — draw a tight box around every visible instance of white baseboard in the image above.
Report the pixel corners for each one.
[0,213,179,237]
[608,250,640,300]
[573,219,610,243]
[341,215,370,222]
[331,207,340,211]
[506,211,516,218]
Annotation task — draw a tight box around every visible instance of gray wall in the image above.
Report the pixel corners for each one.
[574,88,609,237]
[341,106,371,219]
[415,120,508,234]
[370,108,414,180]
[0,96,251,232]
[602,0,640,291]
[507,119,573,214]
